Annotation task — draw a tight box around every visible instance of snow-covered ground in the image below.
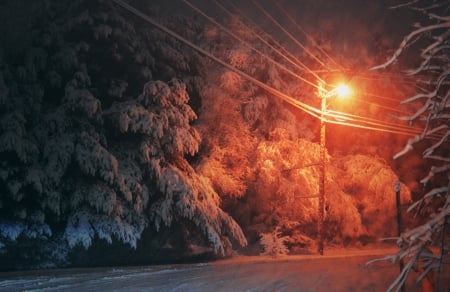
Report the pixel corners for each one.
[0,248,448,291]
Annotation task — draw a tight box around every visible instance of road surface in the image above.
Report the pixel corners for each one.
[1,248,448,291]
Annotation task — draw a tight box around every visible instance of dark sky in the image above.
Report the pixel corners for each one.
[156,0,419,68]
[0,0,417,63]
[235,0,416,61]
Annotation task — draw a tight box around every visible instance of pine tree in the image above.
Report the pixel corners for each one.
[0,0,246,269]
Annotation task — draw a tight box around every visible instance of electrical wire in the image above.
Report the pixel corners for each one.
[262,1,427,110]
[250,0,328,69]
[272,0,344,71]
[228,0,428,117]
[214,0,325,83]
[213,0,416,119]
[110,0,437,139]
[353,73,417,82]
[325,109,444,140]
[181,0,321,90]
[325,110,421,135]
[186,0,411,120]
[350,98,413,115]
[324,118,423,136]
[110,0,322,119]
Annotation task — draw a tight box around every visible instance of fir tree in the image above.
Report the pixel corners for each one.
[0,0,246,269]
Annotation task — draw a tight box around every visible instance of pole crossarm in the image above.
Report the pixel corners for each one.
[280,162,321,173]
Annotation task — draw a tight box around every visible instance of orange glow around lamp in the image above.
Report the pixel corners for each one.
[317,83,351,255]
[334,83,352,98]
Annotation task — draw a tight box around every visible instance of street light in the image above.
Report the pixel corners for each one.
[317,82,351,255]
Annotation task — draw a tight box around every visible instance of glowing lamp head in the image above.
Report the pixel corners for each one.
[334,83,351,98]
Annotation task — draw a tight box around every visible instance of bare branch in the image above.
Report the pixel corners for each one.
[406,45,450,75]
[398,99,432,121]
[425,155,450,162]
[366,254,397,266]
[401,91,436,104]
[393,142,414,159]
[423,128,450,157]
[407,187,449,211]
[393,124,446,159]
[389,0,420,10]
[387,252,418,292]
[374,3,450,290]
[370,22,450,71]
[427,13,450,22]
[421,165,450,184]
[420,2,450,11]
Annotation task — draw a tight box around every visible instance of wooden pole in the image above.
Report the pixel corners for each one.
[318,96,326,255]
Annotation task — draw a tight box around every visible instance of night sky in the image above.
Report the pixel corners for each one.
[155,0,418,62]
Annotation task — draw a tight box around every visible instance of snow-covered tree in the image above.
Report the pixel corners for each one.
[370,1,450,290]
[194,13,411,253]
[0,0,246,269]
[0,0,432,271]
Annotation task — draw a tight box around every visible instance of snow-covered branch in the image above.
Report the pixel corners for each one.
[389,0,419,10]
[370,22,450,71]
[371,1,450,290]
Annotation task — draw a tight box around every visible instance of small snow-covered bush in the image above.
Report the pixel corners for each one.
[260,227,289,257]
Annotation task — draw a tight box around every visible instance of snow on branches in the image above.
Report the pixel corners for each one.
[260,227,289,257]
[150,161,247,255]
[0,0,247,268]
[370,1,450,290]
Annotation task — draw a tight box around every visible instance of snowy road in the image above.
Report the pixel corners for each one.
[1,248,447,291]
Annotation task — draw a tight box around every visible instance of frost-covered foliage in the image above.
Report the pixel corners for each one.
[334,155,411,237]
[0,0,245,269]
[196,74,255,199]
[251,139,408,244]
[0,0,158,266]
[195,13,411,253]
[260,227,289,257]
[370,1,450,290]
[195,18,308,201]
[105,79,246,254]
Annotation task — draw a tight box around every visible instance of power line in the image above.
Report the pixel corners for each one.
[207,0,412,120]
[325,110,422,135]
[110,0,322,119]
[214,0,325,83]
[255,1,422,108]
[350,98,413,115]
[362,92,403,103]
[272,1,344,71]
[181,0,321,90]
[111,0,432,139]
[325,110,443,140]
[250,0,328,69]
[209,0,408,120]
[220,0,426,121]
[353,73,416,82]
[325,118,424,136]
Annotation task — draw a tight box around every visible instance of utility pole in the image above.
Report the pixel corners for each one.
[318,96,326,256]
[316,82,350,256]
